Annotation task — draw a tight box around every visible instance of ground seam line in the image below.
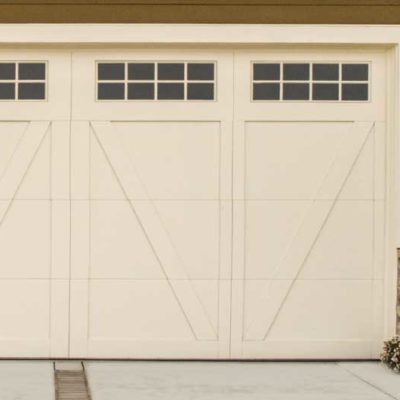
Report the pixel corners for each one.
[337,363,399,400]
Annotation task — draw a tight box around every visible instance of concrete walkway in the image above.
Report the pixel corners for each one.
[85,361,400,400]
[0,360,399,399]
[0,361,54,400]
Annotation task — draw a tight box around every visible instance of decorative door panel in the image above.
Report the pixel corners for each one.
[231,49,388,359]
[232,120,386,359]
[0,121,70,357]
[0,52,71,357]
[69,51,233,358]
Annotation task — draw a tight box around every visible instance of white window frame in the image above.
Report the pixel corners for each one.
[0,60,47,101]
[95,60,216,101]
[251,61,371,102]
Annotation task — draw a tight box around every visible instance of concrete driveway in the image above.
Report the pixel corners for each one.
[1,360,400,400]
[85,361,400,400]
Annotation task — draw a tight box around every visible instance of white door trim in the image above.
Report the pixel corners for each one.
[0,24,400,45]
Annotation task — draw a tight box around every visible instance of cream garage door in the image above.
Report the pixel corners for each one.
[0,48,390,359]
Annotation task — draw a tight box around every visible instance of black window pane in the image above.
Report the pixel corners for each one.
[128,63,155,80]
[342,83,369,101]
[97,83,125,100]
[0,63,15,80]
[283,83,309,100]
[158,63,184,80]
[98,63,125,81]
[253,64,280,81]
[283,64,309,81]
[253,83,280,100]
[18,83,45,100]
[312,64,339,81]
[157,83,184,99]
[128,83,154,100]
[0,83,15,99]
[187,83,214,100]
[342,64,369,81]
[187,63,214,81]
[312,83,339,100]
[18,63,45,80]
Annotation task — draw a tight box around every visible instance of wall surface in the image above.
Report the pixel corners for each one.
[2,0,400,24]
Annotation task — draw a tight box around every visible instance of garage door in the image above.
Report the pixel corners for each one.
[0,48,389,359]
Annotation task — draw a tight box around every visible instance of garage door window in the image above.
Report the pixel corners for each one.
[252,62,369,102]
[97,62,216,101]
[0,62,46,100]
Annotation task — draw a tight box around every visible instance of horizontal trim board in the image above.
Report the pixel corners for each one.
[0,24,399,44]
[2,5,400,23]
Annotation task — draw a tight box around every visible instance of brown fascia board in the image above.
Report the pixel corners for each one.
[0,1,399,23]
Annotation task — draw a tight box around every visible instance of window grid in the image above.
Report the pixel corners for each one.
[96,61,216,101]
[0,61,47,101]
[252,61,370,102]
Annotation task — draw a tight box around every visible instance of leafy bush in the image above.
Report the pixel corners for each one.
[381,336,400,373]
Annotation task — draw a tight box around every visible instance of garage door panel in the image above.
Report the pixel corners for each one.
[267,280,374,341]
[233,119,382,356]
[71,116,230,354]
[15,130,50,200]
[90,134,124,199]
[0,123,27,186]
[232,49,387,360]
[0,54,71,358]
[111,122,221,200]
[2,121,68,201]
[245,122,356,200]
[245,200,376,281]
[90,199,222,280]
[91,121,220,201]
[339,132,374,200]
[299,201,374,280]
[0,200,50,278]
[245,200,311,279]
[151,201,221,280]
[0,280,50,341]
[88,280,196,341]
[0,121,49,200]
[90,200,163,280]
[83,280,222,345]
[191,280,219,334]
[243,280,374,342]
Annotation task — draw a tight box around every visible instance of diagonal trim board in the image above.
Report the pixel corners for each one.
[245,121,375,341]
[0,121,50,223]
[91,121,216,341]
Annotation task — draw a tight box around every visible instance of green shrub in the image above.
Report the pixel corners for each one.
[381,336,400,373]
